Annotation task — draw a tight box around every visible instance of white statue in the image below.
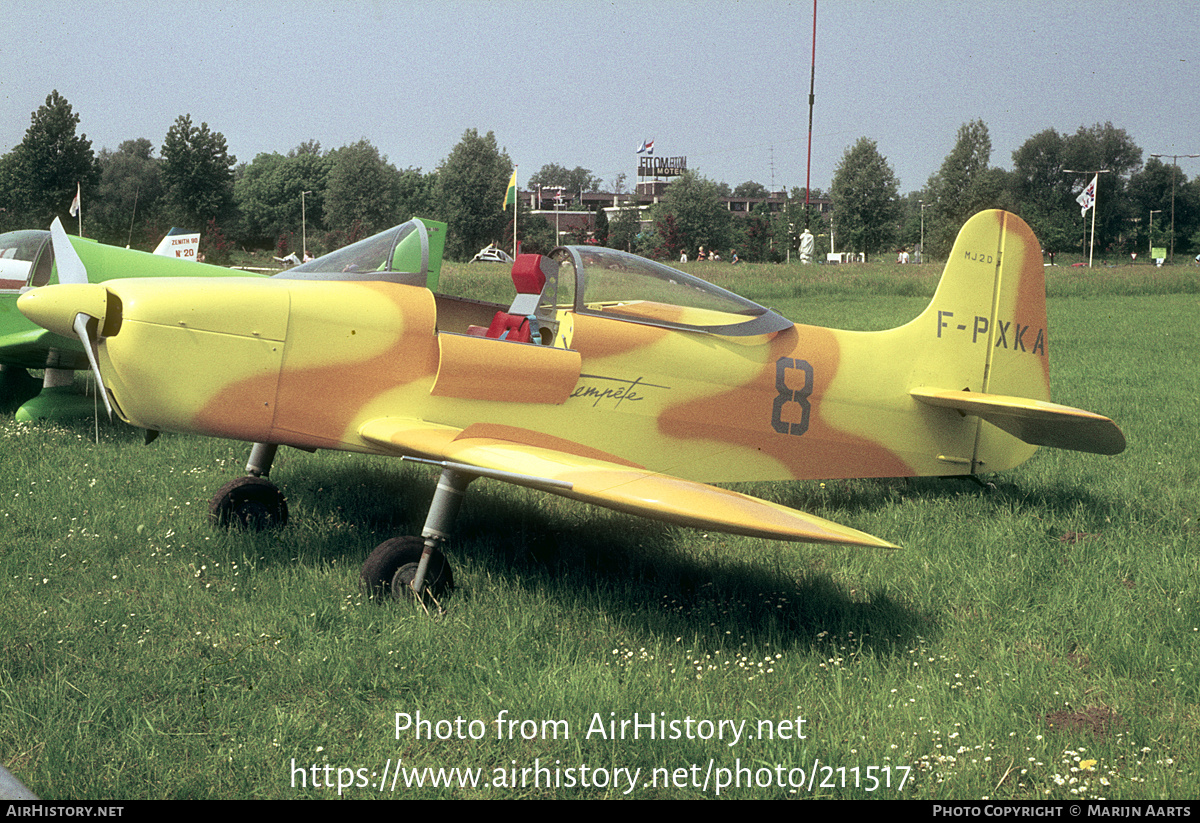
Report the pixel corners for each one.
[799,228,814,264]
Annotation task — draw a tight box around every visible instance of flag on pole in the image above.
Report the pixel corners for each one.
[637,139,655,155]
[69,183,81,217]
[1076,175,1097,216]
[503,169,517,210]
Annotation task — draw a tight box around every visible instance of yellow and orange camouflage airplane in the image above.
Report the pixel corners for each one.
[19,210,1125,601]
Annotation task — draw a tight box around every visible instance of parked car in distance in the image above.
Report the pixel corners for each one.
[470,245,514,264]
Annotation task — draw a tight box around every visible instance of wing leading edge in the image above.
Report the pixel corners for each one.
[359,417,898,548]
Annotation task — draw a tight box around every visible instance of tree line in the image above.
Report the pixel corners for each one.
[0,92,514,262]
[509,120,1200,266]
[832,120,1199,263]
[0,90,759,265]
[4,92,1193,266]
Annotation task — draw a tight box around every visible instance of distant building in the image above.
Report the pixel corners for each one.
[521,181,832,243]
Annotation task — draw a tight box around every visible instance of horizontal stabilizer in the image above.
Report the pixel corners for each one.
[360,417,897,548]
[910,388,1126,456]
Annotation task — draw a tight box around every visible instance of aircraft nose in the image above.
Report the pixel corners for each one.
[18,284,117,339]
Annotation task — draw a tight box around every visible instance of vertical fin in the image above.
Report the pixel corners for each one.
[907,210,1051,472]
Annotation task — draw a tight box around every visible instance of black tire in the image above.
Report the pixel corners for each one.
[360,536,454,601]
[0,367,40,413]
[208,476,289,531]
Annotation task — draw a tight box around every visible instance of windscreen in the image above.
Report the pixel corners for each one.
[0,230,52,290]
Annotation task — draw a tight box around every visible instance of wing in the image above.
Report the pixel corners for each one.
[910,387,1126,455]
[359,417,897,549]
[0,327,89,370]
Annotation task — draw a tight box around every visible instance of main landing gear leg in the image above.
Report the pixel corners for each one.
[411,468,473,597]
[360,466,471,610]
[360,460,567,610]
[246,442,279,477]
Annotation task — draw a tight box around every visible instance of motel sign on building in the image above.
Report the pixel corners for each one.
[638,156,688,177]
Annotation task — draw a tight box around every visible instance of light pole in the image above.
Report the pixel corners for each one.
[1149,209,1162,262]
[549,186,566,246]
[301,190,312,258]
[1063,169,1110,267]
[919,200,926,264]
[1148,153,1199,262]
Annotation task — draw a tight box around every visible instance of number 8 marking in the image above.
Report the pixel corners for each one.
[771,357,812,436]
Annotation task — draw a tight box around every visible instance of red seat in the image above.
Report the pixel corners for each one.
[484,312,531,342]
[485,254,547,343]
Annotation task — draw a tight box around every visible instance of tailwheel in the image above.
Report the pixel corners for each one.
[208,476,289,531]
[361,536,454,605]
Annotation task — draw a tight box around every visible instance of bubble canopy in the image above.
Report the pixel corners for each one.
[550,245,791,337]
[279,219,437,289]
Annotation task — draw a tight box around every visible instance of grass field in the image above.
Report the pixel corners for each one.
[1,259,1197,799]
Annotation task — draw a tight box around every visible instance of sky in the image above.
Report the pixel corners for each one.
[4,0,1199,195]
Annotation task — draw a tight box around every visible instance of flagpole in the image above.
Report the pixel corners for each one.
[127,185,140,248]
[69,182,83,236]
[504,167,518,257]
[1065,169,1110,268]
[1089,194,1097,268]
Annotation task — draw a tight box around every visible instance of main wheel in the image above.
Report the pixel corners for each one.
[208,476,289,531]
[0,367,40,414]
[360,536,454,601]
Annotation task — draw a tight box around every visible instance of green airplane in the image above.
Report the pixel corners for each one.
[0,223,253,420]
